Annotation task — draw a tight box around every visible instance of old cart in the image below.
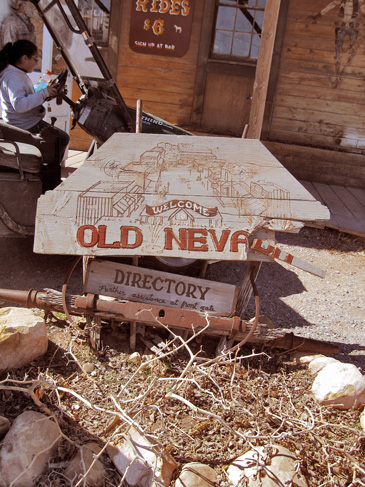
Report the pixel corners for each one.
[3,132,332,354]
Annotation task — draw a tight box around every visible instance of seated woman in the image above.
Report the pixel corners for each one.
[0,39,69,191]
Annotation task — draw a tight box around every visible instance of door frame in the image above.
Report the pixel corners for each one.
[191,0,287,138]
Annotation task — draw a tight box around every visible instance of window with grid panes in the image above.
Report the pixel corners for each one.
[212,0,266,61]
[77,0,110,47]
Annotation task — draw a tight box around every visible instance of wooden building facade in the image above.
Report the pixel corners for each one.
[69,0,365,189]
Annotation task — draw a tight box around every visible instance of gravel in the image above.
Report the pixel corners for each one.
[206,226,365,370]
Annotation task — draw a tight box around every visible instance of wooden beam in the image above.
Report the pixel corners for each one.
[191,0,216,126]
[247,0,281,140]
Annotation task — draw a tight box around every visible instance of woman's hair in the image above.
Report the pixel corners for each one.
[0,39,38,72]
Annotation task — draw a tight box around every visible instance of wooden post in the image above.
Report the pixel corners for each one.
[129,101,143,351]
[235,261,262,318]
[136,99,143,134]
[247,0,281,140]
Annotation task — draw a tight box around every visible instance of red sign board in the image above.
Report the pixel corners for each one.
[129,0,194,57]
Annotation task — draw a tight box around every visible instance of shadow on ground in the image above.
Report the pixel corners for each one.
[0,236,83,303]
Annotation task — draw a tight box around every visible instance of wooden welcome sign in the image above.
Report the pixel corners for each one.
[34,134,329,259]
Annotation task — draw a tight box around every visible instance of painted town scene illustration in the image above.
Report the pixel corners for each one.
[34,134,329,259]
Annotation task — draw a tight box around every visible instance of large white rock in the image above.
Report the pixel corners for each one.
[0,411,62,487]
[227,445,308,487]
[308,357,339,376]
[64,442,106,486]
[312,362,365,409]
[0,307,48,371]
[175,463,217,487]
[107,426,177,487]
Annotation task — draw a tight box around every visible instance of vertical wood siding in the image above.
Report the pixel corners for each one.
[116,1,204,127]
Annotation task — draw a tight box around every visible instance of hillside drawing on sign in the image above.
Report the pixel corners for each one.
[34,134,329,257]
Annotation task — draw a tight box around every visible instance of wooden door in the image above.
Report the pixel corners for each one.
[200,64,255,136]
[192,0,262,136]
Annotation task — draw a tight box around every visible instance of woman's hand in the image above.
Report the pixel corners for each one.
[46,84,60,98]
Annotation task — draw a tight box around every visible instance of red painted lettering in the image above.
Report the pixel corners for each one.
[120,226,143,249]
[77,225,98,248]
[187,229,208,251]
[164,228,186,250]
[98,225,120,248]
[208,229,230,251]
[273,247,281,259]
[230,231,248,252]
[252,239,274,254]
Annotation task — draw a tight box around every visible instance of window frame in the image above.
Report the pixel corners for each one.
[210,0,266,64]
[79,0,111,48]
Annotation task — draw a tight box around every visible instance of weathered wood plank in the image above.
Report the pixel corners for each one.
[313,183,365,235]
[283,32,334,52]
[122,88,194,107]
[271,118,365,142]
[200,72,253,136]
[327,185,365,226]
[347,187,365,207]
[117,65,197,84]
[251,238,326,278]
[272,106,364,130]
[34,134,329,257]
[263,141,365,188]
[119,76,195,95]
[275,81,365,106]
[84,260,239,316]
[264,0,365,189]
[278,57,365,80]
[268,128,362,152]
[277,71,364,92]
[273,94,365,118]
